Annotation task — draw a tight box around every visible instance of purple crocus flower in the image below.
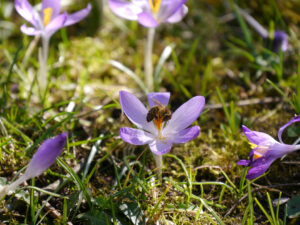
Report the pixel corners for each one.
[119,91,205,155]
[15,0,91,39]
[239,8,288,52]
[109,0,188,28]
[0,133,67,198]
[238,116,300,180]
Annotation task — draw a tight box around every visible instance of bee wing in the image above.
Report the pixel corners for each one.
[152,98,164,107]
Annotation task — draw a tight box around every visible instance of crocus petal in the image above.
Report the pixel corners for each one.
[24,133,67,179]
[156,0,187,23]
[237,159,251,166]
[131,0,149,9]
[15,0,41,28]
[42,0,61,19]
[273,31,288,52]
[278,115,300,143]
[149,140,172,155]
[119,127,154,145]
[147,92,170,108]
[238,8,269,38]
[266,143,300,159]
[168,126,200,144]
[242,125,276,145]
[165,5,188,23]
[20,24,42,36]
[119,91,156,133]
[44,12,67,38]
[164,96,205,133]
[246,158,273,179]
[137,12,159,27]
[64,4,92,27]
[109,0,143,21]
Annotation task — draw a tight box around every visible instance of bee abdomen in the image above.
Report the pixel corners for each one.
[146,106,159,122]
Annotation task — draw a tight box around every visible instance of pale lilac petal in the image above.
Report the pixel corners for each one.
[239,8,269,38]
[42,0,61,19]
[242,125,277,145]
[20,24,42,36]
[24,133,67,179]
[119,91,156,133]
[165,5,188,23]
[168,126,200,144]
[164,96,205,133]
[109,0,143,21]
[119,127,154,145]
[149,140,172,155]
[64,4,92,27]
[44,12,67,38]
[267,143,300,159]
[137,12,159,28]
[131,0,149,9]
[156,0,187,23]
[278,115,300,143]
[15,0,41,28]
[147,92,170,108]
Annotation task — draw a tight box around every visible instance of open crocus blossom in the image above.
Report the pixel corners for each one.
[239,8,288,52]
[0,133,67,199]
[109,0,188,28]
[15,0,91,39]
[238,116,300,180]
[119,91,205,155]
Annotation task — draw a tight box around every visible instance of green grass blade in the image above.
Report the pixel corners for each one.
[254,197,275,225]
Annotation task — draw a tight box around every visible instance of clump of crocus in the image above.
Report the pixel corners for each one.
[238,116,300,179]
[109,0,188,28]
[238,7,288,53]
[0,133,67,199]
[15,0,91,91]
[119,91,205,155]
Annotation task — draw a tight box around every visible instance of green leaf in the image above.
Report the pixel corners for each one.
[119,194,145,225]
[287,196,300,218]
[287,126,300,137]
[77,210,110,225]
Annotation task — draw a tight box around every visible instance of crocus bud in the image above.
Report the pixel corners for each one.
[24,132,67,179]
[0,132,67,199]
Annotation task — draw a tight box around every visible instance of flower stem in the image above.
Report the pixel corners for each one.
[154,154,163,181]
[144,28,155,92]
[39,36,49,98]
[0,174,28,200]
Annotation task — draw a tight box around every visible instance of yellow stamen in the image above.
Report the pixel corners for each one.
[43,7,53,27]
[249,142,257,149]
[154,117,163,137]
[149,0,162,14]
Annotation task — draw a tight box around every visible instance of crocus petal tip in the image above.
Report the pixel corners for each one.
[242,125,250,133]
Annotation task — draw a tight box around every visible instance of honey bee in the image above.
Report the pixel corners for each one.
[146,99,172,123]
